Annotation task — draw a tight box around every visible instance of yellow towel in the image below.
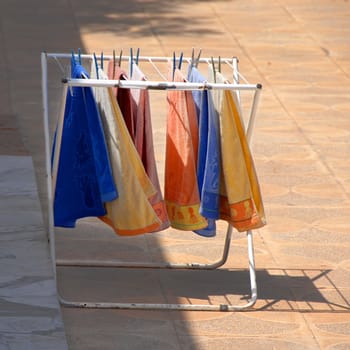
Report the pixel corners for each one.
[209,67,266,231]
[91,64,161,235]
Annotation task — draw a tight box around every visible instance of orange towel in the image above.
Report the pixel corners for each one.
[209,67,266,232]
[164,67,207,231]
[91,63,161,235]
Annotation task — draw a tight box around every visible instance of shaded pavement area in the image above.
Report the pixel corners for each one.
[1,0,350,349]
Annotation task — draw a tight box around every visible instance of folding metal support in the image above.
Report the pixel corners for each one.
[41,52,261,311]
[56,222,233,270]
[58,229,257,311]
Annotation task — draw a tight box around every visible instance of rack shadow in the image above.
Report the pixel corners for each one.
[56,266,350,313]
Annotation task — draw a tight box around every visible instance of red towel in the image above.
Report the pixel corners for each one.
[130,64,170,230]
[107,61,136,139]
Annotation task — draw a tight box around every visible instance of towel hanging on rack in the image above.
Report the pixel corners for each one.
[107,59,169,231]
[188,66,221,237]
[165,66,208,231]
[90,62,162,235]
[107,61,137,139]
[209,66,266,231]
[52,63,117,227]
[129,62,170,231]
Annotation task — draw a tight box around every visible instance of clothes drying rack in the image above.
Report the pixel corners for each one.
[41,51,262,311]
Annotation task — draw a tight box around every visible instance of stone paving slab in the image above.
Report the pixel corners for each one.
[0,156,68,350]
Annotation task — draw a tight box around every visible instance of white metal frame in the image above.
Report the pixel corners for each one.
[41,52,262,311]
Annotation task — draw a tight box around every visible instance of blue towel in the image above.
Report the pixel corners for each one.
[188,67,221,237]
[53,63,117,227]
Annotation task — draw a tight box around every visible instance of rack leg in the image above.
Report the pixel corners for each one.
[57,228,257,311]
[247,229,258,306]
[41,52,57,281]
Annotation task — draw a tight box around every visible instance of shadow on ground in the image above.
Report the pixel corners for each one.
[57,267,350,313]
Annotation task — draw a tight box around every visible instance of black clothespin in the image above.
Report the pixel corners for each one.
[172,51,183,80]
[178,51,183,70]
[71,49,81,79]
[69,50,76,96]
[195,49,202,68]
[78,48,82,65]
[118,49,123,67]
[71,49,79,68]
[190,48,202,68]
[211,56,216,83]
[93,52,99,79]
[100,51,104,70]
[172,51,176,81]
[71,50,75,71]
[135,48,140,65]
[112,49,116,78]
[130,47,133,78]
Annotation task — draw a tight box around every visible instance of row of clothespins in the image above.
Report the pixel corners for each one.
[70,48,226,82]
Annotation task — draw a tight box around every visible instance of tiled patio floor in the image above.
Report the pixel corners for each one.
[1,1,350,349]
